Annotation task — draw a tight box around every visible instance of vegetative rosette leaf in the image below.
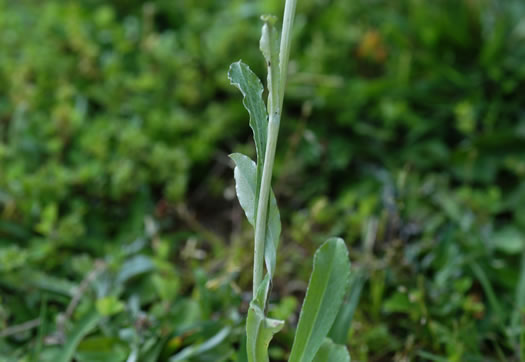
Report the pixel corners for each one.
[289,238,351,362]
[312,338,351,362]
[229,153,281,278]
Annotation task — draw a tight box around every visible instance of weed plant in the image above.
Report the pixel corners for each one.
[229,1,358,361]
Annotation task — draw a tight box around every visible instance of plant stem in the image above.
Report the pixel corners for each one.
[253,113,280,297]
[252,0,297,298]
[279,0,297,108]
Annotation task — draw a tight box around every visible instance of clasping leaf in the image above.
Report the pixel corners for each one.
[230,153,281,279]
[246,275,284,362]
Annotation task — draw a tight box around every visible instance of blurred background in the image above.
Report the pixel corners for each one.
[1,0,525,360]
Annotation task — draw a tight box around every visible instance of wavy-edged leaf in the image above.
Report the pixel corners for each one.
[312,338,351,362]
[246,275,284,362]
[230,153,281,278]
[289,238,351,362]
[228,61,268,208]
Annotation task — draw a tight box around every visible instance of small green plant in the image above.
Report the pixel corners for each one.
[229,1,355,361]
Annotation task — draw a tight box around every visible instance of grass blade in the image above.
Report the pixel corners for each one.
[513,249,525,352]
[56,307,102,362]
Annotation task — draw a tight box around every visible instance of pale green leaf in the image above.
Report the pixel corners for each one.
[95,296,125,317]
[230,153,257,226]
[493,226,524,254]
[289,238,351,362]
[228,61,268,206]
[259,15,280,114]
[246,275,284,362]
[230,153,281,278]
[168,326,231,362]
[312,338,351,362]
[116,255,154,284]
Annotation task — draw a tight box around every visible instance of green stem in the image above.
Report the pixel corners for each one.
[253,113,280,297]
[279,0,297,108]
[252,0,297,297]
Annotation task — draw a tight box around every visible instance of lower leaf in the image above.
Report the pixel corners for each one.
[312,338,351,362]
[246,275,284,362]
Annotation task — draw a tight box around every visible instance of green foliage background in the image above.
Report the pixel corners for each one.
[1,0,525,360]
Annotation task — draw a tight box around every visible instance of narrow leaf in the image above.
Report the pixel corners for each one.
[169,326,231,362]
[512,249,525,341]
[230,153,281,278]
[56,308,102,362]
[259,15,281,115]
[289,238,351,362]
[246,275,284,362]
[312,338,351,362]
[228,61,268,208]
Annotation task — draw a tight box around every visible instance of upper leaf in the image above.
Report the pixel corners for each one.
[228,61,268,207]
[230,153,281,278]
[288,238,351,362]
[259,15,281,115]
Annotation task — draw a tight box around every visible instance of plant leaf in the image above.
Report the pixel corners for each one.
[512,250,525,339]
[56,307,102,362]
[230,153,281,278]
[168,326,231,362]
[228,61,268,209]
[246,275,284,362]
[312,338,351,362]
[329,269,365,344]
[289,238,351,362]
[259,15,281,115]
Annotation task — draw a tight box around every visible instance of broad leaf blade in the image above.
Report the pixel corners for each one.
[312,338,351,362]
[289,238,351,362]
[246,275,284,362]
[230,153,281,278]
[228,61,268,207]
